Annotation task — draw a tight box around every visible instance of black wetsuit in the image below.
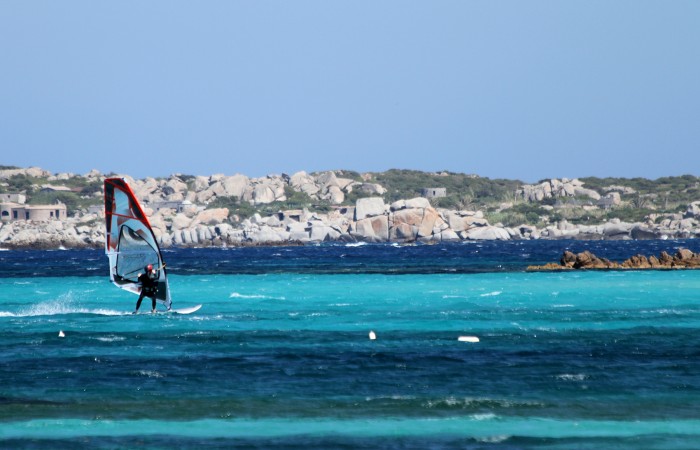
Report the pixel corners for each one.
[135,271,158,312]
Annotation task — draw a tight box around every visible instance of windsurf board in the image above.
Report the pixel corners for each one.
[168,304,202,315]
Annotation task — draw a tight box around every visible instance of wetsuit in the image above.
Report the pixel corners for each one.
[135,271,158,313]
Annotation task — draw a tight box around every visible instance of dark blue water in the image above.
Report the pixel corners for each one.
[3,239,700,277]
[1,240,700,449]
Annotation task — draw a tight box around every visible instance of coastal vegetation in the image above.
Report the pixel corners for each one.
[369,169,522,208]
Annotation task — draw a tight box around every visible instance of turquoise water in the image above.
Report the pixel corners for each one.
[2,246,700,448]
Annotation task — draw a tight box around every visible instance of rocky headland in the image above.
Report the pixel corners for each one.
[1,167,700,249]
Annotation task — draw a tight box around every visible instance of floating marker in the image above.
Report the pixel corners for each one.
[458,336,479,343]
[368,331,376,340]
[58,330,65,338]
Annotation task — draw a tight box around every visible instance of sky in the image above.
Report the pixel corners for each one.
[1,1,699,182]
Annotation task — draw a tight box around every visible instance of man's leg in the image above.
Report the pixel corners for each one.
[135,293,145,313]
[151,296,157,313]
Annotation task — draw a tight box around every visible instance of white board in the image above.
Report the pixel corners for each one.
[168,304,202,315]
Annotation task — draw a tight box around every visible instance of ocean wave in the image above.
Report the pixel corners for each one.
[476,435,511,443]
[480,291,502,297]
[422,396,543,410]
[364,395,417,402]
[92,335,127,342]
[470,413,498,421]
[555,373,589,381]
[136,370,164,378]
[641,308,693,316]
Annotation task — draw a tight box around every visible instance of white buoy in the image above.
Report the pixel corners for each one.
[58,330,65,338]
[368,330,377,340]
[458,336,479,343]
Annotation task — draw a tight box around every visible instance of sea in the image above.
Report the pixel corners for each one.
[1,239,699,449]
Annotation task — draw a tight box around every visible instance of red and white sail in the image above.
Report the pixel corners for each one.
[104,178,171,309]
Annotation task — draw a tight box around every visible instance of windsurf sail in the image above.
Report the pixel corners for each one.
[104,178,171,310]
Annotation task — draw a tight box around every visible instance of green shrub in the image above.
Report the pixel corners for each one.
[331,170,364,182]
[601,207,655,223]
[26,191,97,215]
[207,196,256,220]
[342,189,374,206]
[371,169,522,207]
[5,174,40,193]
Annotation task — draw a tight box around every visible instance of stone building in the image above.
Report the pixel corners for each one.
[421,188,446,198]
[0,193,26,204]
[0,202,67,222]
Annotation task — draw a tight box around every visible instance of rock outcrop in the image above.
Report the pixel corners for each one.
[517,178,601,202]
[528,248,700,271]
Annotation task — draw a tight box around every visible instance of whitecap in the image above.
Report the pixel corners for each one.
[345,242,367,247]
[137,370,164,378]
[93,335,126,342]
[365,395,416,401]
[480,291,502,297]
[470,413,497,421]
[90,309,125,316]
[556,373,588,381]
[477,435,510,443]
[230,292,267,299]
[230,292,286,300]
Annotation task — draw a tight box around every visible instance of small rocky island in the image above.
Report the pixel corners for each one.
[528,248,700,271]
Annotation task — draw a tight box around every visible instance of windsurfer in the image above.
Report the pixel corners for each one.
[134,264,158,314]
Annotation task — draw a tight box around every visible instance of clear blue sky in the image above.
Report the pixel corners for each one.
[1,1,698,182]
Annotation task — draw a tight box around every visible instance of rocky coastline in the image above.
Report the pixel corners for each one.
[1,167,700,250]
[1,206,697,251]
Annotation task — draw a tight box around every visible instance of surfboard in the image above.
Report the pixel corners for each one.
[167,304,202,315]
